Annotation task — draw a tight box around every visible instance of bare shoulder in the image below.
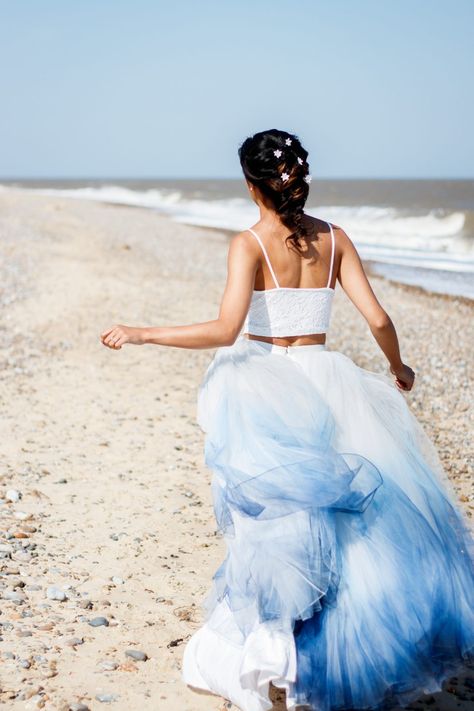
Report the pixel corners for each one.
[328,223,358,255]
[227,230,261,260]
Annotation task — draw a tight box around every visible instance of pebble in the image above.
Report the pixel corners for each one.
[14,511,33,520]
[3,590,26,602]
[78,599,93,609]
[65,636,84,646]
[88,616,109,627]
[37,622,54,631]
[17,629,33,637]
[6,488,22,502]
[95,693,119,703]
[111,576,125,585]
[69,704,90,711]
[46,585,67,601]
[23,687,43,700]
[125,649,148,662]
[99,659,119,671]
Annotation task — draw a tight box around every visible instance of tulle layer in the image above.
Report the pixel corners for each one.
[182,336,474,711]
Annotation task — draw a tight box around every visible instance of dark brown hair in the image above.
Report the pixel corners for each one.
[238,128,313,246]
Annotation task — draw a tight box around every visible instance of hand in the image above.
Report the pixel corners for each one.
[390,363,415,392]
[100,324,146,350]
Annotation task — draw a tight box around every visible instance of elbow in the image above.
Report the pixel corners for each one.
[369,310,391,331]
[218,321,241,347]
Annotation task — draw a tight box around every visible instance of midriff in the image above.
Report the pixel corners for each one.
[244,332,327,347]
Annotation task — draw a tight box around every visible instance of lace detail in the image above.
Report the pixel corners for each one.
[243,287,335,337]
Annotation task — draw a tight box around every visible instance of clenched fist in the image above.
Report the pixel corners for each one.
[100,324,147,350]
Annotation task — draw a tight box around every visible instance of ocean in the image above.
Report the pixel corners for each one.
[3,178,474,299]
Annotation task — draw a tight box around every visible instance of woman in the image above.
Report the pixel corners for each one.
[100,129,474,711]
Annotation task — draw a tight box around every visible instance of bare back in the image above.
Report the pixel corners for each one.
[246,216,338,346]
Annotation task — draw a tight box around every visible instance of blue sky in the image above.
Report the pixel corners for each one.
[0,1,473,179]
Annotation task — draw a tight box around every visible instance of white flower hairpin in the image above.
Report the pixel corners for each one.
[297,157,303,165]
[273,149,282,158]
[285,138,292,146]
[304,174,312,184]
[281,172,290,182]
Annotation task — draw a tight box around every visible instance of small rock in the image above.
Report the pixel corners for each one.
[88,616,109,627]
[3,590,26,603]
[65,637,84,646]
[125,649,148,662]
[95,693,119,703]
[78,599,93,609]
[46,586,67,601]
[23,687,43,700]
[99,659,119,671]
[17,629,33,637]
[14,511,33,520]
[20,659,31,668]
[6,489,22,502]
[37,622,54,631]
[69,704,90,711]
[111,576,124,585]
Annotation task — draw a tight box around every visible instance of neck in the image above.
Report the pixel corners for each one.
[256,203,283,226]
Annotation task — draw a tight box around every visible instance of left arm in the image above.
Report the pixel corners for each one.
[100,232,257,350]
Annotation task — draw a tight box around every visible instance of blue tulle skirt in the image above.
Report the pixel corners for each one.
[182,336,474,711]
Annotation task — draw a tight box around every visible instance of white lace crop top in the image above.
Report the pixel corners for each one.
[242,222,336,337]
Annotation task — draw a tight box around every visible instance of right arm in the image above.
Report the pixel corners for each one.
[336,227,415,392]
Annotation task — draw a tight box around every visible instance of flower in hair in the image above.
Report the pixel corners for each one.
[273,149,282,158]
[285,138,292,146]
[297,157,303,165]
[281,172,290,182]
[304,173,312,184]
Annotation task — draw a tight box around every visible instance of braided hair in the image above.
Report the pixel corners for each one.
[238,128,313,247]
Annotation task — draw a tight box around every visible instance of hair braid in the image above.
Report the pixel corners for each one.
[238,128,314,246]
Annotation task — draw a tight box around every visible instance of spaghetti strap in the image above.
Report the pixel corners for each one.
[247,228,281,289]
[326,221,336,289]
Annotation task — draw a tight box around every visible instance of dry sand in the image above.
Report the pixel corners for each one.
[0,188,472,711]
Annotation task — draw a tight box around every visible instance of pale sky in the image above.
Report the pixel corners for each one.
[1,0,473,178]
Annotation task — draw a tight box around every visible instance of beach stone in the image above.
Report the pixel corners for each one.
[95,693,119,703]
[17,629,33,637]
[37,622,54,631]
[6,489,22,502]
[78,599,93,609]
[23,687,43,700]
[65,637,84,646]
[46,586,67,601]
[111,576,124,585]
[99,659,119,671]
[14,511,33,520]
[3,590,26,603]
[125,649,148,662]
[20,658,31,668]
[88,616,109,627]
[69,704,90,711]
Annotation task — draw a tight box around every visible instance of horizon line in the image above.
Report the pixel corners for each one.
[1,175,474,182]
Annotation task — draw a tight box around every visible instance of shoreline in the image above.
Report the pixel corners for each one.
[1,184,472,302]
[0,189,472,710]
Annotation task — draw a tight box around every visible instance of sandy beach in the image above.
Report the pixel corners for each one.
[0,188,473,711]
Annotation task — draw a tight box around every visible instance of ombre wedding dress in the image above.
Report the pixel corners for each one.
[182,223,474,711]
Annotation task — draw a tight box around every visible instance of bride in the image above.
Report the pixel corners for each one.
[100,129,474,711]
